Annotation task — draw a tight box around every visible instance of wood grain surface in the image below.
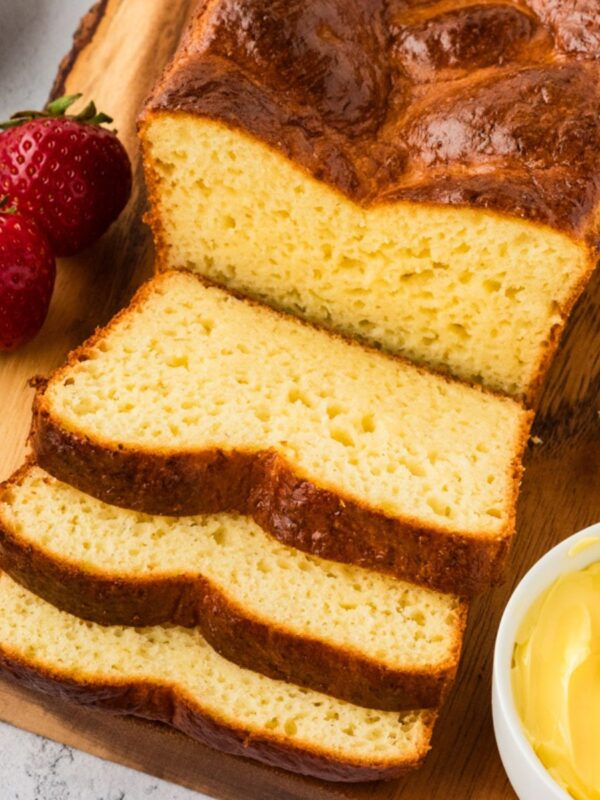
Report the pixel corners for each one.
[1,1,599,798]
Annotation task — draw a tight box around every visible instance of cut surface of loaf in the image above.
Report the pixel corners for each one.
[0,465,467,710]
[139,0,600,401]
[141,117,594,403]
[31,272,531,595]
[0,571,435,782]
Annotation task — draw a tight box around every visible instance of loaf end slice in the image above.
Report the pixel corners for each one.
[31,271,532,595]
[0,571,435,782]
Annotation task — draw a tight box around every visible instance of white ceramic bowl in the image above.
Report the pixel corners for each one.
[492,521,600,800]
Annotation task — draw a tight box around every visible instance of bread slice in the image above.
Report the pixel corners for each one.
[0,464,467,710]
[31,271,531,596]
[139,1,600,401]
[0,570,435,782]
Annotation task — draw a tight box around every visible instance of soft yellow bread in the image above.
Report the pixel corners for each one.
[0,571,435,782]
[141,115,593,402]
[31,272,531,595]
[138,0,600,403]
[0,464,467,709]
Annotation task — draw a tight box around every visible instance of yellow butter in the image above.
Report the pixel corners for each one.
[512,562,600,800]
[568,537,600,558]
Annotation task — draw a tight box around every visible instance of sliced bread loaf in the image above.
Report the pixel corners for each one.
[139,0,600,401]
[0,464,467,710]
[0,570,435,782]
[31,271,532,595]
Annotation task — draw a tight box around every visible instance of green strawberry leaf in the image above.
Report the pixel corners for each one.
[45,93,82,116]
[0,94,114,131]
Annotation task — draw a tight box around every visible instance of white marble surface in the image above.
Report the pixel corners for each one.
[0,2,209,797]
[0,724,201,800]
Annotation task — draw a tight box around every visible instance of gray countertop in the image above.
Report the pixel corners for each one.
[0,2,208,797]
[0,724,199,800]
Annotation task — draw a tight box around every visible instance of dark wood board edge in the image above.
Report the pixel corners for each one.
[1,0,600,797]
[0,674,355,800]
[49,0,110,102]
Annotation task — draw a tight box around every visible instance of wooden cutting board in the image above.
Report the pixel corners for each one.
[1,1,600,797]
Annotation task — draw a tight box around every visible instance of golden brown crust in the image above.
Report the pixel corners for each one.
[0,647,434,781]
[30,403,529,597]
[0,466,466,710]
[28,271,532,596]
[141,0,600,239]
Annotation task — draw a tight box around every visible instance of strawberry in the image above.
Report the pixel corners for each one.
[0,197,56,350]
[0,94,132,257]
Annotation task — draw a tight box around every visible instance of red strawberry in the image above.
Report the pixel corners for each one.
[0,197,56,350]
[0,94,132,257]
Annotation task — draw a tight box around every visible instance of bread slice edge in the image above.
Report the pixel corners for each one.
[0,464,468,710]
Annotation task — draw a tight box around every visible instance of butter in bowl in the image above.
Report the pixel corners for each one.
[493,524,600,800]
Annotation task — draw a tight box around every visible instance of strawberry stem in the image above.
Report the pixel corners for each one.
[0,94,114,131]
[45,93,82,115]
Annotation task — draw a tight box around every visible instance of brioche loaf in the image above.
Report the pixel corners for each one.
[139,0,600,401]
[0,570,435,782]
[0,464,467,709]
[31,271,531,595]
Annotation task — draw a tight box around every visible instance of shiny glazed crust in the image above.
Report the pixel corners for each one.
[0,464,468,710]
[0,648,435,781]
[141,0,600,240]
